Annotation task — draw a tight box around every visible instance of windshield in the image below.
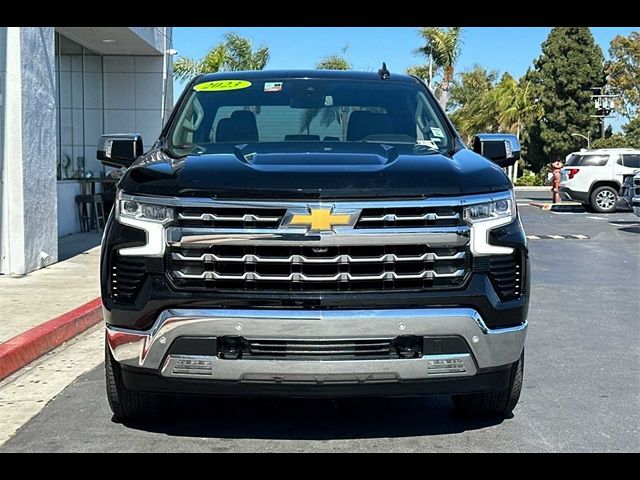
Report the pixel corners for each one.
[166,77,452,156]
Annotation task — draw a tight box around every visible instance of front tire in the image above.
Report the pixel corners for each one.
[590,186,618,213]
[452,350,524,418]
[105,345,161,421]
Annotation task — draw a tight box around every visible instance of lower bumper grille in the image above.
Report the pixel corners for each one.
[167,244,469,292]
[245,338,395,360]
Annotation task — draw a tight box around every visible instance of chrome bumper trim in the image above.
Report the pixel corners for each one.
[160,353,476,382]
[166,226,470,247]
[106,308,527,380]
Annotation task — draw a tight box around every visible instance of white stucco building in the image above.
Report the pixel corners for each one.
[0,27,173,275]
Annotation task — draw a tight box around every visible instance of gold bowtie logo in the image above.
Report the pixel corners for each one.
[289,208,352,231]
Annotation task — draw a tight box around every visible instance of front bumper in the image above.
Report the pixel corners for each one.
[107,307,526,390]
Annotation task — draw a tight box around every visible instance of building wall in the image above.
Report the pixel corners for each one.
[1,27,57,274]
[103,55,170,151]
[0,28,6,274]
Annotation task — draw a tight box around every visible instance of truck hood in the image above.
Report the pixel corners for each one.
[119,143,511,199]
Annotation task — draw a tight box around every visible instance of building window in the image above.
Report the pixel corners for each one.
[55,33,105,180]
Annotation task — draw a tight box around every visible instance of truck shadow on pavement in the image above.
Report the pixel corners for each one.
[609,220,640,234]
[120,396,507,440]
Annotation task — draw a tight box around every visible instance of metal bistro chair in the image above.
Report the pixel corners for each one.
[75,183,107,233]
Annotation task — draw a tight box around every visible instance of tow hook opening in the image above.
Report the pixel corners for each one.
[219,335,244,359]
[392,335,422,359]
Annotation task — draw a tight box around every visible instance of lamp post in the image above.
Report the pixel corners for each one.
[571,132,591,149]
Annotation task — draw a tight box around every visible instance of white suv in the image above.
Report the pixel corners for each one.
[559,148,640,213]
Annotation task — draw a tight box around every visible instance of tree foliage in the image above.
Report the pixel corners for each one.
[449,65,500,143]
[492,74,544,140]
[596,116,640,148]
[414,27,463,109]
[173,32,269,81]
[316,55,351,71]
[523,28,605,171]
[607,32,640,118]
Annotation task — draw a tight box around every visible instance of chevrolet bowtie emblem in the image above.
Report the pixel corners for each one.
[288,208,353,231]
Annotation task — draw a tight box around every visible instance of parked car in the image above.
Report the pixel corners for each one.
[559,148,640,213]
[620,170,640,217]
[98,69,529,421]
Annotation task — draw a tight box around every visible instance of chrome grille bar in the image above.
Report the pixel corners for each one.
[171,251,466,264]
[173,269,466,282]
[178,212,281,223]
[359,212,460,222]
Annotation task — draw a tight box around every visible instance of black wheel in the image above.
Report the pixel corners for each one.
[590,186,618,213]
[105,345,161,421]
[452,350,524,418]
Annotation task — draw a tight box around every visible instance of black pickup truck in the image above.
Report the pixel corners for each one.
[98,69,529,421]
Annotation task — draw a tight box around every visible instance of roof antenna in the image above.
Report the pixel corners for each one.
[378,62,390,80]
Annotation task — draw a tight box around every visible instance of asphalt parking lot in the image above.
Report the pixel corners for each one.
[1,192,639,452]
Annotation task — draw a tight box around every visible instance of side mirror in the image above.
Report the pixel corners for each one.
[473,133,520,168]
[97,134,144,169]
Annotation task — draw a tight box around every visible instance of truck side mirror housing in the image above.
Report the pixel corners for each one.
[97,134,144,169]
[473,133,520,168]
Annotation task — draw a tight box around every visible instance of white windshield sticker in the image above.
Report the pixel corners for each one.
[417,139,438,149]
[264,82,283,92]
[430,127,445,137]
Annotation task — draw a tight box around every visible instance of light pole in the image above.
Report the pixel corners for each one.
[571,132,591,149]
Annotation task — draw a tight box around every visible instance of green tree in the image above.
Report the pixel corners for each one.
[623,115,640,146]
[405,64,432,84]
[415,27,463,109]
[316,55,351,71]
[591,134,630,149]
[448,65,500,143]
[607,32,640,118]
[173,32,269,81]
[523,28,605,171]
[493,74,544,142]
[300,53,352,137]
[492,74,544,181]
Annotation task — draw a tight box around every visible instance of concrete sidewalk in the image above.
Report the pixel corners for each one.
[0,232,102,344]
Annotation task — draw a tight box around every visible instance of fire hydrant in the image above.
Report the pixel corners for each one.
[551,160,563,204]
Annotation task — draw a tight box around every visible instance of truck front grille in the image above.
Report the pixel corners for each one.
[488,254,522,301]
[167,244,469,292]
[176,207,286,228]
[356,206,462,228]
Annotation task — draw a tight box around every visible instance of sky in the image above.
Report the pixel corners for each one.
[172,27,638,131]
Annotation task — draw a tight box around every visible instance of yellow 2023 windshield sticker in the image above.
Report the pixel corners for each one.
[194,80,252,92]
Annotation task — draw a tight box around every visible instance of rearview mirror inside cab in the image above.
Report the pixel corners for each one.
[473,134,520,168]
[97,134,144,169]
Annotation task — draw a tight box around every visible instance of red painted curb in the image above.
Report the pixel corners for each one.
[0,297,103,381]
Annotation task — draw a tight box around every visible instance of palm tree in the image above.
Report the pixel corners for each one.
[173,32,270,81]
[406,64,432,85]
[449,65,500,143]
[415,27,463,109]
[492,74,544,180]
[300,53,352,138]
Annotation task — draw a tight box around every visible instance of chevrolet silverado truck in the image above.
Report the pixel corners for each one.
[98,69,529,421]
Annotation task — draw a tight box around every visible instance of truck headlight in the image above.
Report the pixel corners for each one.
[463,194,516,224]
[117,199,173,224]
[115,193,173,258]
[464,191,517,256]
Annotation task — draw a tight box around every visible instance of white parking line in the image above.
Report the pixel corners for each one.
[586,216,606,220]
